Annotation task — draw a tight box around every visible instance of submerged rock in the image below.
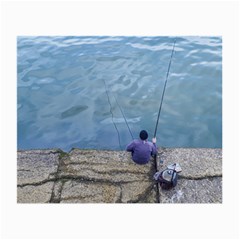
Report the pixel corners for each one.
[60,105,88,119]
[17,148,222,203]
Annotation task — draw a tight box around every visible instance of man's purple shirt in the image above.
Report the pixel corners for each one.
[126,139,157,164]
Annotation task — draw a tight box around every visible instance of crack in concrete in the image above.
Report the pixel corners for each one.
[130,184,156,203]
[17,175,143,188]
[18,169,31,172]
[49,153,64,203]
[50,181,64,203]
[179,174,222,180]
[17,179,56,188]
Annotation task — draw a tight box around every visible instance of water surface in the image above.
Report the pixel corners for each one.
[17,36,222,151]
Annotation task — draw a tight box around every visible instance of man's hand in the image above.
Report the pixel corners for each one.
[152,137,157,144]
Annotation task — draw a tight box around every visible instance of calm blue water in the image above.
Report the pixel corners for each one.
[17,36,222,151]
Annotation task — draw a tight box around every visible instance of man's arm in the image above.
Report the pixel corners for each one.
[126,141,135,152]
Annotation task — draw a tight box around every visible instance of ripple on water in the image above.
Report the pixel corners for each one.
[100,117,141,124]
[38,77,55,84]
[126,42,184,52]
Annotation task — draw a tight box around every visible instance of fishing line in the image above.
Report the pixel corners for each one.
[103,79,122,150]
[153,39,176,138]
[113,95,134,140]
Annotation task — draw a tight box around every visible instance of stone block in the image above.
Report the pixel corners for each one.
[17,182,54,203]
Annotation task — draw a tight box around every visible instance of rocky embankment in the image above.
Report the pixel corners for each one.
[17,148,222,203]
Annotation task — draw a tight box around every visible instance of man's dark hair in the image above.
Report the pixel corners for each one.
[140,130,148,140]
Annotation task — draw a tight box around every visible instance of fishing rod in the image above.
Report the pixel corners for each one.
[113,95,134,140]
[153,39,176,138]
[153,39,176,203]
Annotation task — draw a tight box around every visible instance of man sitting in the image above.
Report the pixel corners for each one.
[126,130,157,165]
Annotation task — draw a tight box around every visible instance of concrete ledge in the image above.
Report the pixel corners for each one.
[17,148,222,203]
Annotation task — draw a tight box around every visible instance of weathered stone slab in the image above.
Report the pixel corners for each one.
[17,149,60,186]
[156,148,222,203]
[158,148,222,178]
[60,180,156,203]
[59,149,154,183]
[60,180,122,203]
[120,181,156,203]
[17,182,54,203]
[17,148,222,203]
[159,177,222,203]
[59,150,157,203]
